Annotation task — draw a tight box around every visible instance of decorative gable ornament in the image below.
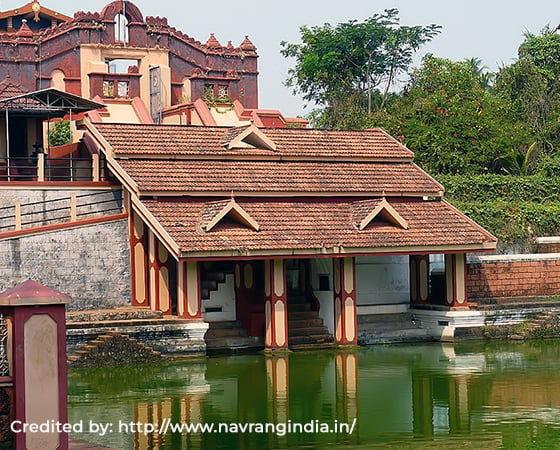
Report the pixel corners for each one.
[353,198,408,231]
[224,124,276,151]
[201,198,260,232]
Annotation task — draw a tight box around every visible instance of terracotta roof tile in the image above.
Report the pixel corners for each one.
[119,160,442,195]
[351,198,383,228]
[141,198,496,256]
[92,123,414,160]
[0,76,27,101]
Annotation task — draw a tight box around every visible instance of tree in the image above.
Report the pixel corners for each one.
[281,10,440,128]
[494,26,560,155]
[376,56,532,174]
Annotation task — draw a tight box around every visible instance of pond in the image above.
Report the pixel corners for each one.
[68,340,560,449]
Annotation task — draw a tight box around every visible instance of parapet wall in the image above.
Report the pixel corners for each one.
[0,218,131,310]
[467,253,560,300]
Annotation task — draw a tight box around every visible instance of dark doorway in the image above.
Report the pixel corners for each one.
[8,117,28,158]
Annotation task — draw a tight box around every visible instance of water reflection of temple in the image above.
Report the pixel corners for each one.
[67,342,560,449]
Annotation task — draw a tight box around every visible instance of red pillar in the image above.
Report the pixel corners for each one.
[445,254,468,307]
[410,255,430,305]
[333,257,358,345]
[264,259,288,350]
[148,229,173,315]
[129,209,148,307]
[177,260,201,318]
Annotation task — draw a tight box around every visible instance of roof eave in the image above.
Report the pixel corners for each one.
[178,242,497,260]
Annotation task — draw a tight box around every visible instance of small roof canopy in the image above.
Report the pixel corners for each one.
[0,88,105,118]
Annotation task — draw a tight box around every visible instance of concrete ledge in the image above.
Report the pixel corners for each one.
[66,319,209,356]
[412,305,560,341]
[536,237,560,244]
[468,253,560,263]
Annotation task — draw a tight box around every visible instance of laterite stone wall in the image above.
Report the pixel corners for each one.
[467,254,560,300]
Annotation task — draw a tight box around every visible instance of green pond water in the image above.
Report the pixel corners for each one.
[68,341,560,449]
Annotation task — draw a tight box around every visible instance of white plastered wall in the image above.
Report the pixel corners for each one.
[311,258,335,335]
[355,255,410,315]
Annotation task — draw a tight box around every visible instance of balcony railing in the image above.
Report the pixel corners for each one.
[0,190,123,233]
[0,154,112,182]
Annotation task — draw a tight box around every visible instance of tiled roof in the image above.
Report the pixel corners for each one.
[118,160,443,195]
[92,123,414,160]
[0,77,27,101]
[141,197,496,256]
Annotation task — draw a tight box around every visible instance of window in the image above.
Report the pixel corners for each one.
[114,13,129,43]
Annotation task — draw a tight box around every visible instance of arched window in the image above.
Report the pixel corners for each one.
[50,69,65,90]
[115,13,129,43]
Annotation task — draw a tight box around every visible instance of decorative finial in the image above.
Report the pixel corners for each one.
[31,1,41,22]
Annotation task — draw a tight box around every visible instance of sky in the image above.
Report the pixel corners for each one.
[2,0,560,117]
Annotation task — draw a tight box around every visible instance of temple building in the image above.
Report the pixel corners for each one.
[0,0,302,127]
[81,120,496,349]
[0,1,497,352]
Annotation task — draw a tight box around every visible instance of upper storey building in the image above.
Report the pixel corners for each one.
[0,0,260,123]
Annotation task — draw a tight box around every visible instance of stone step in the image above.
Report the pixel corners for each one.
[289,334,334,346]
[287,318,324,328]
[66,317,195,329]
[205,327,247,339]
[66,307,163,323]
[290,342,335,351]
[288,326,330,337]
[288,303,311,312]
[288,311,320,320]
[205,337,264,355]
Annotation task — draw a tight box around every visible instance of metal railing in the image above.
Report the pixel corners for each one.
[0,190,123,233]
[0,156,38,182]
[0,153,110,182]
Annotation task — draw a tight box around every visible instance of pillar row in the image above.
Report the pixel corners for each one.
[333,257,357,345]
[445,253,467,307]
[264,259,288,350]
[177,261,201,319]
[410,255,430,304]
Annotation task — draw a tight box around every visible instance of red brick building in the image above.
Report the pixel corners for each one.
[0,0,259,121]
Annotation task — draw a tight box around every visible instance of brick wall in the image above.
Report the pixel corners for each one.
[536,237,560,254]
[467,254,560,300]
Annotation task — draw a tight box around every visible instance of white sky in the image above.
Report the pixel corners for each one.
[2,0,559,116]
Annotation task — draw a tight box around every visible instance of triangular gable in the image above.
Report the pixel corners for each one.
[224,124,276,151]
[353,198,408,230]
[200,198,260,232]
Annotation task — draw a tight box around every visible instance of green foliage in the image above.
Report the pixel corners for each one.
[49,120,71,146]
[496,141,538,175]
[439,174,560,245]
[452,200,560,245]
[437,174,560,203]
[281,9,440,124]
[377,56,532,174]
[494,26,560,155]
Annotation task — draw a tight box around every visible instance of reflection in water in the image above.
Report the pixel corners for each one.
[68,341,560,449]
